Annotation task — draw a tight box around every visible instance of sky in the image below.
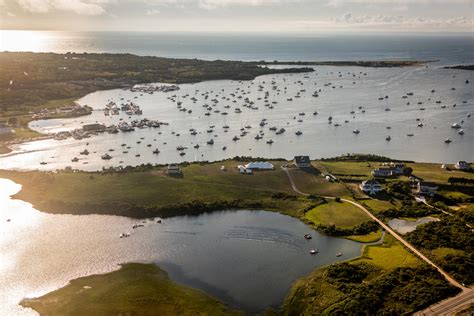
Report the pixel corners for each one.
[0,0,473,33]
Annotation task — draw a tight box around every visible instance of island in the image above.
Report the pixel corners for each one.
[2,154,472,315]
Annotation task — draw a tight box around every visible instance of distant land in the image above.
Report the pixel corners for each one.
[443,64,474,71]
[260,60,429,67]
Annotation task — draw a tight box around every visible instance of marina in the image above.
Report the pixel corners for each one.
[1,64,472,171]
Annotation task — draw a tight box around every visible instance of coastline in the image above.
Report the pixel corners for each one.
[0,52,431,153]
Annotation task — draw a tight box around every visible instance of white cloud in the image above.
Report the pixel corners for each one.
[17,0,108,15]
[327,0,473,7]
[144,0,300,9]
[146,8,160,15]
[334,12,474,27]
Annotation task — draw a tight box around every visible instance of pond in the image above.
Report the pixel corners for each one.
[0,178,363,315]
[388,217,439,235]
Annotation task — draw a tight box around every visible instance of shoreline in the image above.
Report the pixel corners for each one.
[0,52,432,153]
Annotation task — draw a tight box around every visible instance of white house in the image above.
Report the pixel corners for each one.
[238,165,253,174]
[416,181,438,196]
[360,179,383,195]
[455,161,470,170]
[372,167,393,177]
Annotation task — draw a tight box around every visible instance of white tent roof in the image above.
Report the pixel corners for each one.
[244,161,274,170]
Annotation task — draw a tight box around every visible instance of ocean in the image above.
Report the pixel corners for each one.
[1,30,473,65]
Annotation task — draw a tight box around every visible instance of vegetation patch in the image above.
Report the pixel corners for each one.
[305,200,371,229]
[21,263,242,315]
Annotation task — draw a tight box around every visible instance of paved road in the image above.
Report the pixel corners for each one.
[417,290,474,315]
[282,166,472,314]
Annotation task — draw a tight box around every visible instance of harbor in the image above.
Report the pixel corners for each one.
[1,64,471,171]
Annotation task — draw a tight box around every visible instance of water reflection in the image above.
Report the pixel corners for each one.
[0,178,362,314]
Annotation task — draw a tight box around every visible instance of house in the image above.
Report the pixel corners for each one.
[360,179,383,195]
[416,181,438,196]
[294,156,311,168]
[372,167,393,177]
[455,161,470,170]
[244,161,274,170]
[238,165,253,174]
[166,164,182,175]
[389,163,406,175]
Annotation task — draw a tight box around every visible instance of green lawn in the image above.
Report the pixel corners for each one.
[288,167,348,197]
[0,161,307,218]
[408,163,474,183]
[315,161,374,177]
[362,198,399,213]
[347,230,383,243]
[352,235,420,270]
[305,200,371,229]
[21,263,242,316]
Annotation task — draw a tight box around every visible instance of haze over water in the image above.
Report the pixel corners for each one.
[1,31,473,65]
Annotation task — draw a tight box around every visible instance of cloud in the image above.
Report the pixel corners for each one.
[144,0,300,9]
[17,0,108,15]
[326,0,473,7]
[146,8,160,15]
[334,12,474,27]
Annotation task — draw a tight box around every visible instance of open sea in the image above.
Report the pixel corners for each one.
[1,31,473,65]
[0,31,473,168]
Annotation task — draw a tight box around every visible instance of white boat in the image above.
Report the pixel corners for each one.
[101,154,112,160]
[458,129,464,135]
[353,129,360,134]
[310,249,318,255]
[451,123,461,129]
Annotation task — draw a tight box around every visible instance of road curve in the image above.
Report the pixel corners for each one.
[281,166,472,314]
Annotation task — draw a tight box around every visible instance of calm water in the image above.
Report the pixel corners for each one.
[1,31,473,65]
[388,217,439,234]
[0,178,362,315]
[1,64,472,170]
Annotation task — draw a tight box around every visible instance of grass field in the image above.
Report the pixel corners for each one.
[362,198,399,213]
[314,161,374,177]
[287,167,348,197]
[347,230,383,243]
[305,200,372,229]
[0,161,308,218]
[21,263,242,316]
[408,163,474,183]
[352,235,420,270]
